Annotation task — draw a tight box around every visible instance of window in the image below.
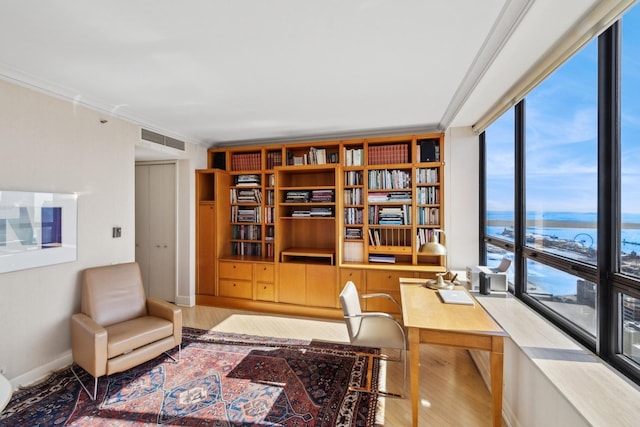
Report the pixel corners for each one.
[621,5,640,278]
[485,110,515,241]
[525,40,598,265]
[481,3,640,386]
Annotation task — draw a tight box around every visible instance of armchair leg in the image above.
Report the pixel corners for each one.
[164,344,181,362]
[70,365,98,401]
[349,352,404,398]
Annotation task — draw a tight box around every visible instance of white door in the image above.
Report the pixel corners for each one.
[135,163,176,302]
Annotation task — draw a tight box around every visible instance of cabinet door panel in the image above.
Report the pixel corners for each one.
[255,263,274,282]
[366,270,410,292]
[307,265,337,308]
[219,279,252,299]
[340,268,364,291]
[278,263,306,304]
[197,204,216,295]
[255,282,275,301]
[219,261,252,281]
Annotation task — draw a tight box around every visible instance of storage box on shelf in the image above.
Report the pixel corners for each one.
[197,133,446,317]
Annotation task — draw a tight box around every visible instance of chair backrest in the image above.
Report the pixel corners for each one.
[81,262,148,327]
[339,281,363,341]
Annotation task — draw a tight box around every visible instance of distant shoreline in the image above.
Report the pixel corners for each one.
[488,219,640,229]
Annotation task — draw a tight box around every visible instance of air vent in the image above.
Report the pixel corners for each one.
[141,129,185,151]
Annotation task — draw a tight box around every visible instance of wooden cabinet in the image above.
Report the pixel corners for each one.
[279,262,337,307]
[197,203,216,295]
[195,170,231,301]
[218,259,275,301]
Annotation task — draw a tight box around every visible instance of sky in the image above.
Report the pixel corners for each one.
[486,3,640,215]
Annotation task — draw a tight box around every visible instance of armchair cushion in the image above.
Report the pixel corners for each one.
[105,316,173,358]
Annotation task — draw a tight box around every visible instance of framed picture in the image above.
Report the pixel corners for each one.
[0,190,77,273]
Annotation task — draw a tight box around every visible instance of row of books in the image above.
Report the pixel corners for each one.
[290,207,334,217]
[344,207,364,224]
[368,143,409,165]
[284,190,310,202]
[345,227,363,239]
[417,187,440,204]
[231,206,261,222]
[344,170,363,185]
[232,224,261,240]
[369,205,411,225]
[369,254,396,264]
[235,174,260,186]
[310,189,334,202]
[230,188,262,203]
[264,206,274,224]
[417,228,439,249]
[266,151,283,169]
[344,188,363,205]
[417,207,440,225]
[231,242,262,256]
[417,167,439,184]
[344,147,364,166]
[368,169,411,190]
[367,191,411,203]
[231,153,261,171]
[287,147,339,165]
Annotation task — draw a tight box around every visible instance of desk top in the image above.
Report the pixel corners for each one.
[400,278,506,336]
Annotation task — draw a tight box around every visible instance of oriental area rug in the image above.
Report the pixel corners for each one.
[0,328,380,426]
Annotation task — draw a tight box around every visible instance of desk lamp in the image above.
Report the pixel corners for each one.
[419,229,451,289]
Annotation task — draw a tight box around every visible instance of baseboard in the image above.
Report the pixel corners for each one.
[175,294,194,307]
[10,350,73,390]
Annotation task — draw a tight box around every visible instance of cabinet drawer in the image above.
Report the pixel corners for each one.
[366,270,410,292]
[340,268,364,291]
[255,282,275,301]
[219,279,252,299]
[219,261,253,280]
[254,263,274,283]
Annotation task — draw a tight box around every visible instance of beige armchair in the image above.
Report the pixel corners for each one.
[70,262,182,400]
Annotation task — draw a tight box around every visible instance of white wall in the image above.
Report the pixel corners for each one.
[0,80,205,386]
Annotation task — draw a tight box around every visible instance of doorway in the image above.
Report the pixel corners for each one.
[135,162,176,302]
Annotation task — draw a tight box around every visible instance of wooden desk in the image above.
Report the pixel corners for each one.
[400,280,507,427]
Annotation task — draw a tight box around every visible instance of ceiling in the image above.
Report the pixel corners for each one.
[0,0,602,159]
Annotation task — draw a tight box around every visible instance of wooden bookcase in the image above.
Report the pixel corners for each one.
[198,133,446,317]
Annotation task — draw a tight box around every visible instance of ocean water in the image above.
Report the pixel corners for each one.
[486,211,640,296]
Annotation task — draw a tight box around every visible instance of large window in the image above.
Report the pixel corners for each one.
[619,3,640,373]
[525,40,598,265]
[621,5,640,278]
[485,110,515,241]
[482,3,640,385]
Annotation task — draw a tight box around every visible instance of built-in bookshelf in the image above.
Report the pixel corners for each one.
[198,133,445,314]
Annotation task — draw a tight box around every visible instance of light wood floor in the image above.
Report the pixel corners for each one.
[182,305,501,426]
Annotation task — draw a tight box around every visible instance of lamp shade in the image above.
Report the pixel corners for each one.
[419,234,447,255]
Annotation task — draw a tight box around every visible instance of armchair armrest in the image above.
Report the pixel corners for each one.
[360,292,401,311]
[147,297,182,345]
[70,313,108,377]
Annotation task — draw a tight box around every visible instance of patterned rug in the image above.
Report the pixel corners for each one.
[0,328,380,426]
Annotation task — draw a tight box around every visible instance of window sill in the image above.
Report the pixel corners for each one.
[474,292,640,426]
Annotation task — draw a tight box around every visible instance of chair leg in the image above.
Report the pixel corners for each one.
[164,344,181,362]
[70,365,98,401]
[349,352,404,398]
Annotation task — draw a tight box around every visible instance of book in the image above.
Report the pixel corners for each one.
[438,290,474,305]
